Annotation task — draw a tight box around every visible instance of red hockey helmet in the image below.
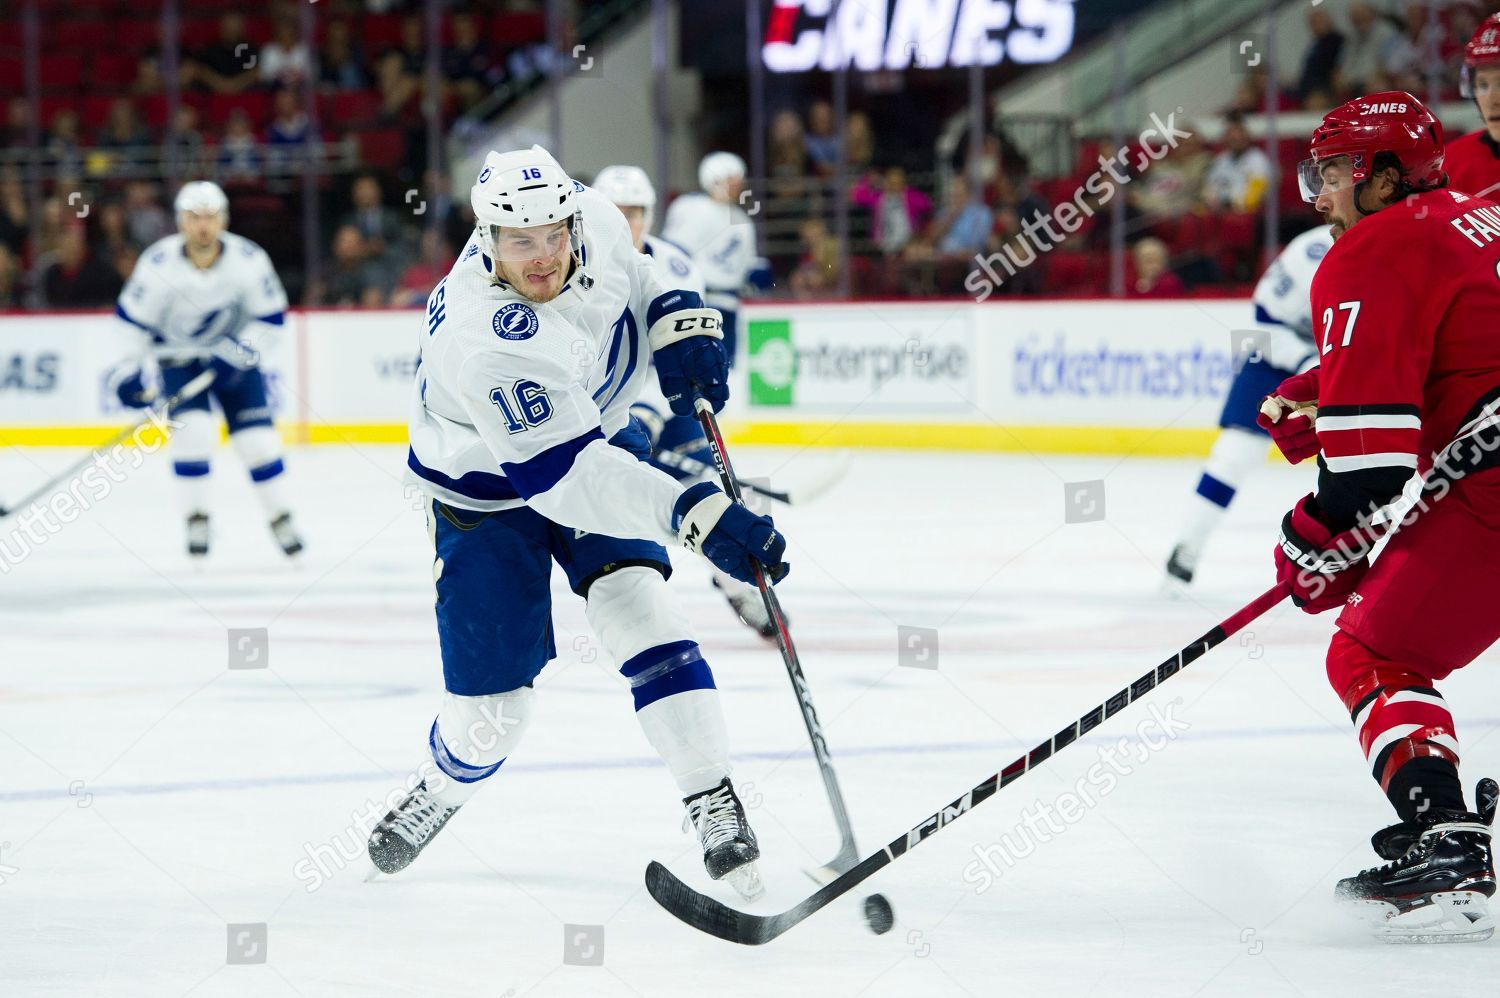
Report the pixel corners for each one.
[1297,91,1445,203]
[1461,13,1500,98]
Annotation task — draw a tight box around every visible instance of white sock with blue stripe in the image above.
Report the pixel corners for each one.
[1175,427,1269,568]
[231,425,291,519]
[426,686,535,808]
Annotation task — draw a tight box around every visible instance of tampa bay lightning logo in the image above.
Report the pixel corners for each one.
[478,166,492,183]
[493,303,539,340]
[1307,241,1328,262]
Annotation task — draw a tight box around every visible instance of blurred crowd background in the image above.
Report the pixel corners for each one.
[0,0,1494,309]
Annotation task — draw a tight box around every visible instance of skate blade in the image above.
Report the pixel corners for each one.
[721,861,766,902]
[1345,891,1496,943]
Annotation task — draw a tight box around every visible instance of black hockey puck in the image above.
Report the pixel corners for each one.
[863,893,894,934]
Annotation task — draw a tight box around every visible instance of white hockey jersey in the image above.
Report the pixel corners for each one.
[407,185,697,543]
[660,192,756,306]
[1250,225,1332,371]
[115,232,288,362]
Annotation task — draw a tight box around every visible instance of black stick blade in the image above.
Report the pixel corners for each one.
[645,861,783,945]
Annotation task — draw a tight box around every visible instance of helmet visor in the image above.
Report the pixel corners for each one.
[1296,158,1326,203]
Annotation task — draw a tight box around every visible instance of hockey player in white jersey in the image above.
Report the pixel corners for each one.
[1163,225,1332,587]
[367,146,787,900]
[113,181,303,559]
[662,152,759,364]
[593,163,778,640]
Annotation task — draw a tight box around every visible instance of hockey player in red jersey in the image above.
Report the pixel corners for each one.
[1260,92,1499,943]
[1445,13,1500,199]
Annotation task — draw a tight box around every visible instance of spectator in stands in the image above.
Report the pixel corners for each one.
[804,100,840,175]
[266,88,314,172]
[851,166,931,256]
[124,182,171,249]
[0,244,21,309]
[0,169,27,256]
[984,207,1045,296]
[133,52,164,96]
[1297,7,1345,109]
[444,12,502,107]
[260,17,312,90]
[1337,2,1401,98]
[1127,237,1185,298]
[188,12,261,95]
[789,217,841,297]
[1445,5,1484,95]
[95,200,138,284]
[924,174,993,259]
[96,99,152,152]
[322,225,390,307]
[3,98,34,148]
[45,109,85,177]
[768,109,807,186]
[342,173,410,264]
[163,105,206,179]
[1129,129,1211,221]
[218,109,261,181]
[395,15,427,75]
[41,225,121,308]
[1381,3,1432,96]
[845,112,875,174]
[376,49,422,123]
[320,20,372,91]
[391,228,453,306]
[1203,114,1271,213]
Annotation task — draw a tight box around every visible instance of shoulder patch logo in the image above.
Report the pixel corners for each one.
[464,243,480,259]
[1307,241,1327,262]
[493,302,540,340]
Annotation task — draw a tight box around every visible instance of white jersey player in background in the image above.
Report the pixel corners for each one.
[112,181,303,559]
[662,152,759,364]
[593,163,777,640]
[1164,224,1332,588]
[367,146,789,900]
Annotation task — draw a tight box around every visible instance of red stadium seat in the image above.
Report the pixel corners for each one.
[208,92,270,126]
[116,19,161,52]
[180,19,220,50]
[91,53,138,89]
[37,96,77,129]
[0,58,22,95]
[51,20,104,50]
[40,55,85,92]
[493,12,546,47]
[363,14,404,53]
[326,90,384,129]
[79,95,115,130]
[358,128,407,171]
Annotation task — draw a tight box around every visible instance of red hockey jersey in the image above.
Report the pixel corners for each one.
[1309,186,1500,529]
[1443,129,1500,200]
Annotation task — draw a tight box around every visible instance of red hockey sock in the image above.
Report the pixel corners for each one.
[1327,629,1465,822]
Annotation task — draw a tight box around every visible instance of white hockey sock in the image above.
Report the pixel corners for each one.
[586,566,731,796]
[230,425,291,519]
[424,687,535,808]
[170,409,216,514]
[1175,427,1268,564]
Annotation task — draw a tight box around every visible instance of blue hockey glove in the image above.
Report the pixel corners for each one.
[115,370,153,409]
[673,482,788,585]
[648,294,728,416]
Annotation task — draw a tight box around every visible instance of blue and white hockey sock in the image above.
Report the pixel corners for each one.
[171,409,217,514]
[1175,427,1268,566]
[425,686,535,808]
[231,425,292,519]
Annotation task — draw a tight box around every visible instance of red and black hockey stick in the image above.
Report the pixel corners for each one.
[692,398,862,883]
[646,582,1290,944]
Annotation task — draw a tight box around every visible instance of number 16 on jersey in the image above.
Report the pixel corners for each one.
[491,380,553,433]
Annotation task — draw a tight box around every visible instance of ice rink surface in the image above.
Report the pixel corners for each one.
[3,441,1499,998]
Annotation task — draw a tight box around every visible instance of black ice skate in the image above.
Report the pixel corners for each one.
[186,512,210,558]
[713,574,777,641]
[269,512,304,558]
[1163,545,1195,590]
[684,777,764,901]
[367,780,461,876]
[1336,778,1497,943]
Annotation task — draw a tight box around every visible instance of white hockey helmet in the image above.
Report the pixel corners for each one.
[698,151,747,197]
[174,180,229,220]
[471,144,590,289]
[593,164,657,209]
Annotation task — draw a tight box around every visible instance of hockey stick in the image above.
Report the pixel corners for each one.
[0,368,215,518]
[655,447,852,507]
[646,582,1290,944]
[693,398,861,883]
